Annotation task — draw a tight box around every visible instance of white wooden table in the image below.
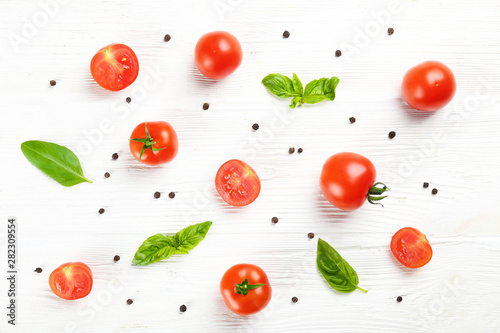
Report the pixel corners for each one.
[1,0,500,332]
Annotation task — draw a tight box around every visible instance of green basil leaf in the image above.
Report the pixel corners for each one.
[21,140,92,187]
[262,74,296,98]
[292,73,303,96]
[132,234,176,266]
[290,96,302,109]
[317,238,367,293]
[172,221,213,254]
[132,222,212,266]
[262,73,339,108]
[303,77,340,104]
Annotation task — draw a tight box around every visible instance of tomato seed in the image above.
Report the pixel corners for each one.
[154,192,161,199]
[308,233,315,239]
[298,148,303,154]
[114,255,121,262]
[252,123,259,131]
[169,192,176,199]
[98,208,105,214]
[432,188,438,195]
[271,217,279,223]
[388,28,395,35]
[292,297,298,303]
[126,97,132,103]
[179,304,187,312]
[164,34,171,42]
[283,30,290,38]
[388,131,396,139]
[349,117,356,124]
[289,147,295,154]
[112,153,119,160]
[203,103,210,110]
[49,80,56,86]
[126,299,133,305]
[397,296,403,302]
[335,50,342,57]
[34,267,42,273]
[423,182,429,188]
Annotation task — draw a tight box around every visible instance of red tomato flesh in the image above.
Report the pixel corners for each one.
[49,262,93,300]
[195,31,242,80]
[402,61,456,112]
[391,227,433,268]
[90,43,139,91]
[215,159,261,206]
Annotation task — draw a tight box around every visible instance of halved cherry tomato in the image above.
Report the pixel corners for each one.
[220,264,272,316]
[195,31,242,80]
[49,262,93,300]
[320,152,388,211]
[129,121,178,166]
[90,43,139,91]
[215,159,261,206]
[402,61,456,112]
[391,227,433,268]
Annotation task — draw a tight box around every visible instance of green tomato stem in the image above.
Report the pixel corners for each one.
[367,182,390,207]
[130,122,165,161]
[234,278,266,296]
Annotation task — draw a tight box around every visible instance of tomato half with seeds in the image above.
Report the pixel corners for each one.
[49,262,93,300]
[402,61,456,112]
[220,264,272,316]
[195,31,242,80]
[129,121,178,166]
[90,43,139,91]
[320,152,389,211]
[391,227,433,268]
[215,159,260,206]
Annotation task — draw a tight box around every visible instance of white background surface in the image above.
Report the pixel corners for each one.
[1,0,500,332]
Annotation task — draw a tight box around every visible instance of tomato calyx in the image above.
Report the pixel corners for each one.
[367,182,390,207]
[234,278,266,296]
[129,122,165,161]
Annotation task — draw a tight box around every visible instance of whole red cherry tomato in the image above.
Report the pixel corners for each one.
[220,264,272,316]
[195,31,242,80]
[391,227,433,268]
[402,61,456,112]
[215,159,261,206]
[129,121,178,166]
[49,262,93,300]
[320,152,389,211]
[90,43,139,91]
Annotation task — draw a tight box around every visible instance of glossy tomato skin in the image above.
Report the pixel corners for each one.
[195,31,242,80]
[49,262,93,300]
[215,159,261,206]
[320,152,376,211]
[90,43,139,91]
[402,61,456,112]
[391,227,433,268]
[129,121,178,166]
[220,264,272,316]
